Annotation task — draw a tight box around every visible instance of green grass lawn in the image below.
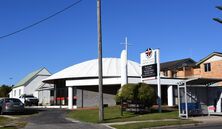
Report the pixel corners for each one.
[0,116,27,129]
[67,106,179,123]
[0,127,16,129]
[111,120,199,129]
[0,116,16,129]
[0,117,11,125]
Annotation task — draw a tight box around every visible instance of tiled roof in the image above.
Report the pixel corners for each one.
[160,58,196,71]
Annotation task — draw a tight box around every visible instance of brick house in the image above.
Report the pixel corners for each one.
[161,52,222,81]
[160,58,196,78]
[156,52,222,111]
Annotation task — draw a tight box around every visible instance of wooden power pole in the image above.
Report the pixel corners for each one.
[97,0,104,121]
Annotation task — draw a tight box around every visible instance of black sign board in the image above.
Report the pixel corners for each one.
[142,64,157,78]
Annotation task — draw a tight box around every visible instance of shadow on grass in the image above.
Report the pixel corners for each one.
[0,125,17,129]
[104,115,138,122]
[149,109,173,113]
[104,109,176,122]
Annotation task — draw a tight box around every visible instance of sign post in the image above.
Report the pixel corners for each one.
[140,48,161,113]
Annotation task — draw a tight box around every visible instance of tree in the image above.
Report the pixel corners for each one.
[116,83,156,112]
[0,85,12,97]
[137,83,156,108]
[120,83,138,101]
[213,6,222,24]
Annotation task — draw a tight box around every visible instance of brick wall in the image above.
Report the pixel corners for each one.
[161,60,222,79]
[199,60,222,78]
[160,55,222,80]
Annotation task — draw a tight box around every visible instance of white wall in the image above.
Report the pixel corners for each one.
[216,93,222,113]
[24,75,50,97]
[11,86,25,98]
[9,91,13,98]
[204,55,222,63]
[39,69,51,76]
[11,68,52,99]
[38,90,51,106]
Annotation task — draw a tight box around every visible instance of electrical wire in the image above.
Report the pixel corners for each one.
[0,0,82,39]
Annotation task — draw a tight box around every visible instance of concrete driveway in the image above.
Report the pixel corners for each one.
[24,109,110,129]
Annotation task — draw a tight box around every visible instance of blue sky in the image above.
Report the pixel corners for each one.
[0,0,221,85]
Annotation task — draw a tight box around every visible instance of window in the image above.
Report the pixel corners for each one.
[172,71,177,78]
[19,89,21,96]
[204,63,211,72]
[50,90,54,97]
[14,90,16,97]
[163,71,168,77]
[5,98,22,103]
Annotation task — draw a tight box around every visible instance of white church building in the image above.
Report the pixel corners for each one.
[9,68,53,105]
[43,50,141,109]
[42,50,178,109]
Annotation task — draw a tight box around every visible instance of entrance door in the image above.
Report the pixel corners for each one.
[161,86,168,105]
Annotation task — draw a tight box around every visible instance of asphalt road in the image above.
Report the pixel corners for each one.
[24,109,110,129]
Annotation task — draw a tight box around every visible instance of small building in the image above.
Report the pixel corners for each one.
[9,68,54,105]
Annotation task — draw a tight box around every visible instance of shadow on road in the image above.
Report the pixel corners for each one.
[3,108,46,116]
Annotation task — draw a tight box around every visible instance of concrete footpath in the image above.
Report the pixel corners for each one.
[190,116,222,124]
[102,119,179,126]
[101,116,222,129]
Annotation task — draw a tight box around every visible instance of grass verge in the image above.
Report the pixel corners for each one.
[67,106,179,123]
[0,117,11,126]
[0,127,17,129]
[0,116,27,129]
[111,120,199,129]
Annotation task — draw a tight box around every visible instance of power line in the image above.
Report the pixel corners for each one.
[0,0,82,39]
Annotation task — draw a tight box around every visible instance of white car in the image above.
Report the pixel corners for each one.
[19,95,39,106]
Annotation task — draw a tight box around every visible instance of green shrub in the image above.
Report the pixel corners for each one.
[116,83,156,109]
[137,83,156,108]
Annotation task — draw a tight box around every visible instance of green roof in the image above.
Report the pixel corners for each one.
[13,68,44,88]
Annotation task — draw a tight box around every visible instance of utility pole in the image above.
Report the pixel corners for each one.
[97,0,104,121]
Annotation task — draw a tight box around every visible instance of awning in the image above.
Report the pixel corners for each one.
[143,77,185,86]
[178,78,222,86]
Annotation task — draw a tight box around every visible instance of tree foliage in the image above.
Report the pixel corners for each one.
[213,6,222,24]
[0,85,12,97]
[116,83,156,108]
[120,83,138,100]
[137,83,156,106]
